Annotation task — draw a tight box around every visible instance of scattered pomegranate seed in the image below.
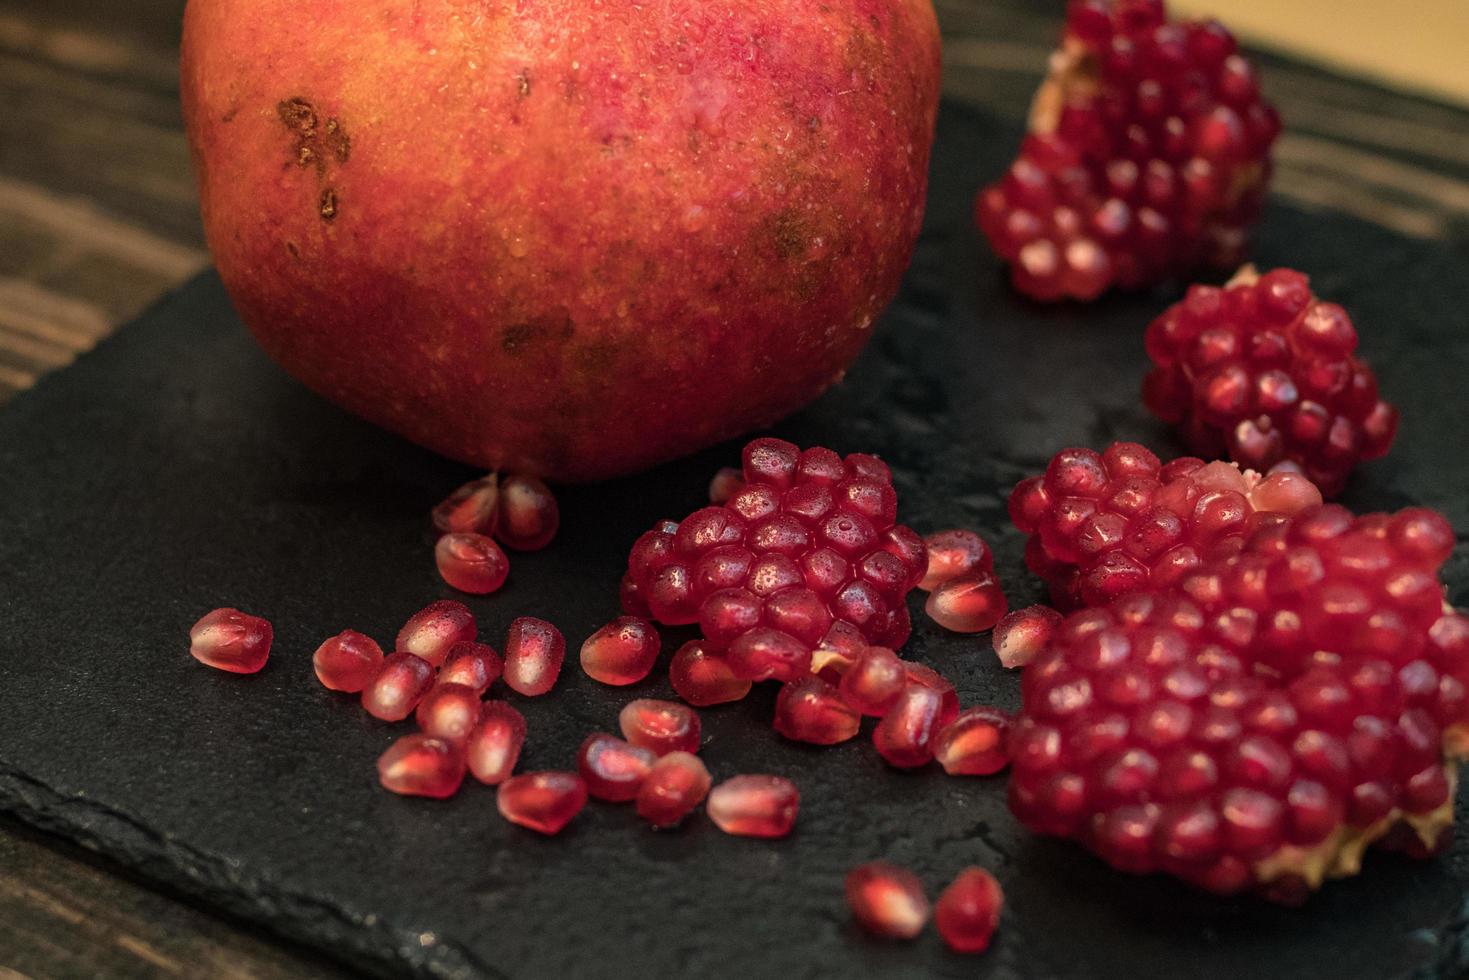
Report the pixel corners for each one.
[636,751,711,829]
[431,474,499,535]
[845,862,930,940]
[577,733,657,802]
[727,627,813,683]
[708,467,745,504]
[873,684,946,768]
[438,641,502,694]
[934,867,1003,954]
[465,701,526,784]
[497,771,588,835]
[918,530,994,591]
[495,473,559,551]
[188,608,272,674]
[706,775,799,838]
[811,621,869,677]
[619,699,701,756]
[377,734,465,798]
[435,532,510,594]
[395,600,476,668]
[502,616,565,696]
[773,676,861,744]
[361,652,435,722]
[312,628,383,691]
[925,571,1008,633]
[414,683,484,743]
[580,616,661,686]
[934,707,1012,776]
[839,645,908,716]
[902,662,961,729]
[668,640,753,706]
[993,605,1063,669]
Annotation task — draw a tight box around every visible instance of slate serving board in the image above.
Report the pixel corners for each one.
[3,99,1469,979]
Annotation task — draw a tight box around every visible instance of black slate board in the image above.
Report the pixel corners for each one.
[3,99,1469,980]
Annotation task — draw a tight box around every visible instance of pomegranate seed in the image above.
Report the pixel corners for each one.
[361,652,435,721]
[619,698,701,755]
[395,599,476,667]
[377,734,466,798]
[497,771,588,834]
[839,645,907,716]
[439,641,502,693]
[934,867,1003,953]
[435,532,510,594]
[494,473,559,551]
[774,676,861,744]
[465,701,526,784]
[993,605,1062,668]
[636,751,711,828]
[431,474,499,535]
[935,707,1012,776]
[312,628,383,691]
[577,733,657,802]
[188,608,272,674]
[926,571,1009,633]
[845,862,930,940]
[709,466,745,504]
[580,616,661,686]
[502,616,565,696]
[706,775,799,838]
[669,640,753,706]
[727,627,812,683]
[873,684,945,768]
[903,662,961,729]
[918,529,994,591]
[414,683,484,743]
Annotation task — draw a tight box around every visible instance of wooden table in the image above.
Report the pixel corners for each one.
[3,0,1468,975]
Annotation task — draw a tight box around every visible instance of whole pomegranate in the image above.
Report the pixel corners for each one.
[180,0,941,480]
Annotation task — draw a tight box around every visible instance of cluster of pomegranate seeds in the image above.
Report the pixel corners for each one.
[619,699,701,756]
[502,616,565,696]
[377,734,465,798]
[1010,441,1323,609]
[580,616,661,686]
[312,629,385,691]
[1011,503,1469,897]
[429,471,559,594]
[975,0,1279,300]
[934,868,1004,953]
[1142,267,1399,494]
[497,771,588,835]
[706,775,800,838]
[578,733,657,802]
[993,606,1064,669]
[636,751,712,828]
[845,862,930,940]
[188,608,273,674]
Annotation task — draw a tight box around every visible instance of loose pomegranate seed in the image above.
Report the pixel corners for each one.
[935,707,1012,776]
[668,640,753,706]
[188,608,272,674]
[495,473,559,551]
[636,751,711,828]
[414,683,484,743]
[706,775,800,838]
[845,861,930,940]
[839,645,908,716]
[312,628,384,691]
[873,684,946,768]
[903,662,961,729]
[502,617,565,696]
[580,616,661,686]
[811,621,869,677]
[709,467,745,504]
[934,867,1003,954]
[727,627,812,683]
[773,676,861,744]
[619,699,701,755]
[918,529,994,591]
[497,771,588,834]
[926,571,1009,633]
[431,474,499,535]
[435,532,510,594]
[395,600,476,667]
[377,734,466,798]
[439,641,502,694]
[577,733,657,802]
[361,652,435,721]
[993,605,1062,669]
[465,701,526,784]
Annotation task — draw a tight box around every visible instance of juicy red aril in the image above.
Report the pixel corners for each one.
[873,684,946,768]
[312,628,384,691]
[435,532,510,594]
[774,676,861,744]
[377,734,466,799]
[439,641,502,694]
[935,707,1012,776]
[926,571,1009,633]
[578,732,657,802]
[727,628,812,683]
[935,867,1004,954]
[495,473,559,551]
[709,467,745,504]
[432,474,499,535]
[497,771,588,835]
[395,599,476,667]
[414,683,484,743]
[839,646,907,716]
[706,775,799,838]
[362,652,435,721]
[465,701,526,784]
[919,529,994,591]
[903,662,961,729]
[580,616,661,686]
[669,640,753,706]
[845,861,930,940]
[502,616,565,696]
[993,605,1063,669]
[619,698,701,755]
[189,608,272,674]
[636,751,711,828]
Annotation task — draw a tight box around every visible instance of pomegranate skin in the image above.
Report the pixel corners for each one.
[180,0,942,481]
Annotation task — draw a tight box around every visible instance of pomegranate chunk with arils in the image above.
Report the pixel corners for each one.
[377,734,466,799]
[497,771,588,835]
[845,861,930,940]
[188,608,272,674]
[502,616,565,696]
[395,599,476,667]
[465,701,526,785]
[707,775,800,838]
[312,629,385,692]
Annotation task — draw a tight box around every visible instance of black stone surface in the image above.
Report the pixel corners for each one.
[3,99,1469,979]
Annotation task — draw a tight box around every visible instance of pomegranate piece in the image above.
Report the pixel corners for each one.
[873,684,946,768]
[773,676,861,745]
[465,701,526,785]
[312,628,384,691]
[435,532,510,594]
[925,571,1008,633]
[935,867,1003,954]
[580,616,661,686]
[361,652,435,721]
[839,645,907,716]
[502,616,565,696]
[727,627,812,684]
[918,529,994,591]
[845,861,930,940]
[395,599,476,667]
[494,473,559,551]
[415,683,484,743]
[902,662,961,729]
[431,473,499,535]
[935,707,1012,776]
[708,467,745,504]
[439,641,502,694]
[706,775,800,838]
[188,608,272,674]
[497,771,588,835]
[993,605,1063,669]
[1143,268,1398,495]
[636,751,711,829]
[669,640,753,706]
[619,699,701,756]
[577,733,657,802]
[377,734,466,798]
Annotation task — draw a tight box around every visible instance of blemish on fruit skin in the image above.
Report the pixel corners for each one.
[516,70,531,98]
[278,95,349,215]
[500,314,575,355]
[319,188,338,221]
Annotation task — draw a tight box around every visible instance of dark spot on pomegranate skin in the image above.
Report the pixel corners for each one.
[500,313,575,355]
[285,240,301,259]
[279,95,350,213]
[277,97,318,135]
[516,70,532,98]
[768,208,807,261]
[325,118,351,162]
[319,187,338,221]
